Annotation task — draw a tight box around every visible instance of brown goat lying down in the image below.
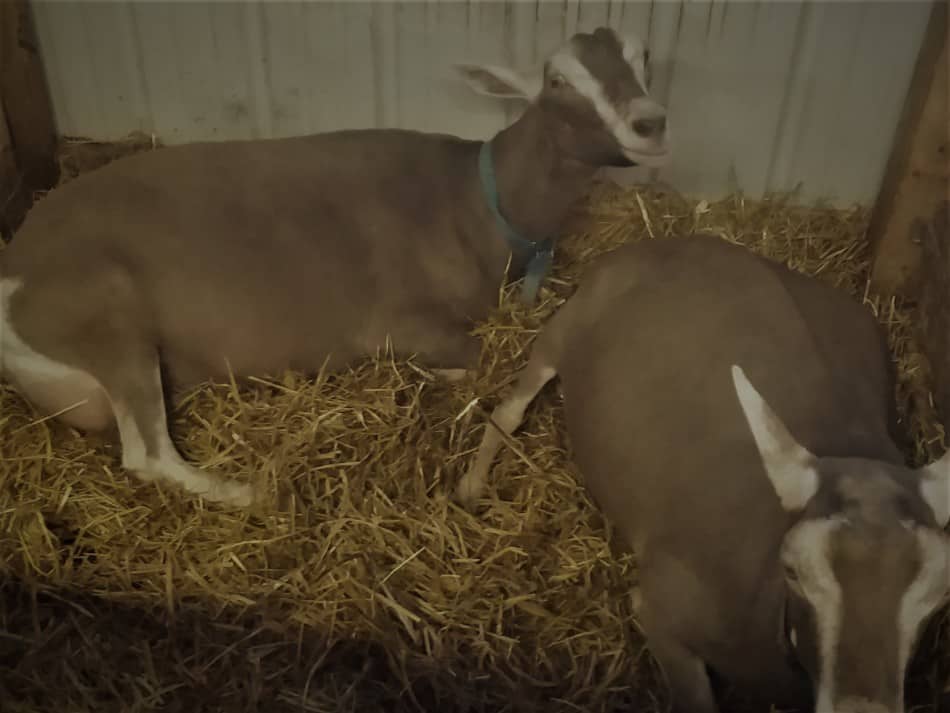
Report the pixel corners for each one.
[458,235,950,713]
[0,26,669,506]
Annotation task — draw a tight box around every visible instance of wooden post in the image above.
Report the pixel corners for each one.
[0,0,58,239]
[917,200,950,419]
[867,0,950,420]
[0,97,28,241]
[868,0,948,296]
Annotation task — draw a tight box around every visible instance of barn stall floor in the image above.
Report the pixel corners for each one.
[0,139,947,713]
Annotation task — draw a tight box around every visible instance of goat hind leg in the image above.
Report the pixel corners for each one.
[637,567,718,713]
[453,286,593,508]
[644,632,717,713]
[9,264,251,506]
[100,348,252,507]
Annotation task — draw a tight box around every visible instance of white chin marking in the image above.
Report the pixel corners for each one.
[623,149,670,169]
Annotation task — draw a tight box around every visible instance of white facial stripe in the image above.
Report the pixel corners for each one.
[548,50,631,145]
[785,519,845,711]
[897,529,950,707]
[551,50,619,116]
[620,35,648,92]
[920,452,950,527]
[547,49,668,165]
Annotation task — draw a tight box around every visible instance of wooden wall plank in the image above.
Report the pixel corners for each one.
[918,201,950,419]
[0,93,27,241]
[868,0,948,296]
[0,0,58,237]
[866,0,950,420]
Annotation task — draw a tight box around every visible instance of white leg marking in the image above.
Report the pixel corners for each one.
[455,364,556,506]
[111,365,252,507]
[783,519,845,711]
[3,277,249,505]
[896,529,950,710]
[2,278,88,381]
[1,278,110,429]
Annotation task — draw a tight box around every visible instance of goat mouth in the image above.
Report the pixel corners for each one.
[621,146,671,167]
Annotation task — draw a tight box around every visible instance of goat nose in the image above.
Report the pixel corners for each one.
[632,115,666,139]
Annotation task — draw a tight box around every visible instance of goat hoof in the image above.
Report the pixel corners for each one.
[206,480,254,508]
[454,474,484,511]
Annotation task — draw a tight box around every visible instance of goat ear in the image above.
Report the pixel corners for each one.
[731,365,819,512]
[454,63,539,100]
[919,451,949,528]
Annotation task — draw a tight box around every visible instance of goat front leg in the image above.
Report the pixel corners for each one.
[637,560,719,713]
[455,353,557,508]
[639,622,718,713]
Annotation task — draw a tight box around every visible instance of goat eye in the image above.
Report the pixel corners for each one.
[549,74,565,89]
[783,564,799,582]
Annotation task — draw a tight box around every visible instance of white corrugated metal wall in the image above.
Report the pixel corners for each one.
[31,0,933,206]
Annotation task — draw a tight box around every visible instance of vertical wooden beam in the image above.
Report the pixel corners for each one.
[867,0,950,420]
[0,92,29,240]
[868,0,948,296]
[917,200,950,419]
[0,0,58,239]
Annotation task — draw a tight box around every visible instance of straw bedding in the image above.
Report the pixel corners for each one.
[0,140,947,712]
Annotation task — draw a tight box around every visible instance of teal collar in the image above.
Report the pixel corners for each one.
[477,140,554,303]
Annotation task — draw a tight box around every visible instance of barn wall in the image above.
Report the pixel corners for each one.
[30,0,932,206]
